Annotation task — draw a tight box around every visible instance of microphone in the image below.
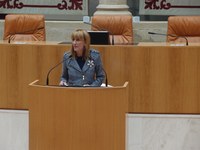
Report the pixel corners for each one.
[8,36,12,44]
[84,21,114,45]
[148,32,188,46]
[46,55,72,86]
[46,55,108,87]
[88,56,108,87]
[102,67,108,87]
[7,26,45,43]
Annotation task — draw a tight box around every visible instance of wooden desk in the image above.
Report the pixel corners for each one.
[28,80,128,150]
[0,43,200,113]
[138,42,200,46]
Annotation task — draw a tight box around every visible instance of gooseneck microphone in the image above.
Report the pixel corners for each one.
[102,67,108,87]
[8,35,12,44]
[84,21,114,45]
[88,56,108,87]
[46,55,72,85]
[148,32,188,46]
[46,55,108,87]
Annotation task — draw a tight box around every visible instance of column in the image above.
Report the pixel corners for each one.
[94,0,132,15]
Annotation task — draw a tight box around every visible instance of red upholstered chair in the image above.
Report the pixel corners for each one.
[167,16,200,43]
[91,15,133,45]
[3,14,46,42]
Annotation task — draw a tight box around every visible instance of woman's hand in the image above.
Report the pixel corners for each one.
[59,81,68,86]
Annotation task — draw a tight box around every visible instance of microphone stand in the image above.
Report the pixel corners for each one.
[46,56,71,85]
[102,68,108,87]
[47,55,108,87]
[148,32,188,46]
[8,35,12,44]
[88,56,108,87]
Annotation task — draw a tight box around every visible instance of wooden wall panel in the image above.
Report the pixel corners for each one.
[0,43,200,113]
[28,84,128,150]
[127,46,200,113]
[0,43,69,109]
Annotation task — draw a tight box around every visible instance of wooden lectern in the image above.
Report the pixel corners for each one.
[28,80,129,150]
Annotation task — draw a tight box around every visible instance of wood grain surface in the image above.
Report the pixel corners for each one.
[0,42,200,113]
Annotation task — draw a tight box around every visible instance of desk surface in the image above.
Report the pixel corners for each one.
[0,43,200,113]
[138,42,200,46]
[0,40,63,45]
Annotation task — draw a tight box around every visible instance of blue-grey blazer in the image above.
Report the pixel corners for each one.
[60,49,105,87]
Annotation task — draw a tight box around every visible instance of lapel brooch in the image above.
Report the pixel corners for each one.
[87,59,94,67]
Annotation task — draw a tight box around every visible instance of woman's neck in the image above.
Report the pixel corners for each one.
[76,51,83,57]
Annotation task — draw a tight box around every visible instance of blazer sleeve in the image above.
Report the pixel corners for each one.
[90,51,105,87]
[60,52,70,82]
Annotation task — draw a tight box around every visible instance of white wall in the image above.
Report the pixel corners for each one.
[127,114,200,150]
[0,110,28,150]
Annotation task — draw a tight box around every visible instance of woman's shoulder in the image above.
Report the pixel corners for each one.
[64,51,72,58]
[90,49,100,59]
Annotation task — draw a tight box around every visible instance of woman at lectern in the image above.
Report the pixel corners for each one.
[59,29,105,87]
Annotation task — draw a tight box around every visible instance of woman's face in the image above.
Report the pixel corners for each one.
[72,38,85,55]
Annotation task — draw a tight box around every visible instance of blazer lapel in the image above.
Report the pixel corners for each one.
[68,58,82,72]
[82,59,90,72]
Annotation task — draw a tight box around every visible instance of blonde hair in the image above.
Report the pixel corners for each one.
[71,29,90,60]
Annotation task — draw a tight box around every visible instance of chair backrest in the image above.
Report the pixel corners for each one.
[167,16,200,43]
[91,15,133,45]
[3,14,46,41]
